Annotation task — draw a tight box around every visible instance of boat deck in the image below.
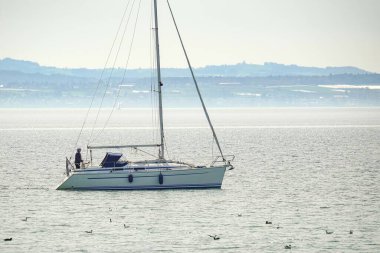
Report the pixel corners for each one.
[74,160,201,174]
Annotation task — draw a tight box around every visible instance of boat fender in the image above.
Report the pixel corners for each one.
[128,174,133,183]
[159,173,163,185]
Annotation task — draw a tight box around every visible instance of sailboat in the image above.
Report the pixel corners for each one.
[56,0,234,190]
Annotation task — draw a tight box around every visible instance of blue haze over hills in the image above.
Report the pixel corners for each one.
[0,58,371,77]
[0,58,379,107]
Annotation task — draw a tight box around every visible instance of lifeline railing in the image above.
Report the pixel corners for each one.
[65,157,74,176]
[210,154,235,170]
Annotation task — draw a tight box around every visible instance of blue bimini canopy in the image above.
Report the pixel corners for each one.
[100,152,128,168]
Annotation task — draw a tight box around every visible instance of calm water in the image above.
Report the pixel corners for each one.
[0,108,379,252]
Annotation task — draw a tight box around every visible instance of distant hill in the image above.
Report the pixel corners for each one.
[1,57,379,108]
[0,58,372,78]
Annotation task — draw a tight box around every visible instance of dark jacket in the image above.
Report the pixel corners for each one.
[75,152,83,164]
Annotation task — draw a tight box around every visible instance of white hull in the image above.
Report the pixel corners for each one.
[57,166,226,190]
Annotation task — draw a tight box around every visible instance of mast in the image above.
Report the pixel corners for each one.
[153,0,165,159]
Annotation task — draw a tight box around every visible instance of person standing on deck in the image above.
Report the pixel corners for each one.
[75,148,83,169]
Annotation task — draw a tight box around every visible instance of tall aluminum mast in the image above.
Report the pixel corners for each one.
[153,0,165,159]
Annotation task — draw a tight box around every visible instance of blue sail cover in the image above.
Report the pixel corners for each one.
[100,152,128,168]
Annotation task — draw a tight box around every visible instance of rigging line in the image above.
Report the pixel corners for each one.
[211,135,214,159]
[90,0,142,144]
[133,147,157,158]
[88,0,137,145]
[164,136,170,160]
[166,0,226,161]
[91,87,122,143]
[70,0,132,158]
[87,0,136,144]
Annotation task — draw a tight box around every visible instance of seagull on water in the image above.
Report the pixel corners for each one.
[284,245,292,249]
[266,221,272,224]
[325,229,334,234]
[21,217,30,221]
[85,230,93,234]
[208,235,220,240]
[4,238,12,241]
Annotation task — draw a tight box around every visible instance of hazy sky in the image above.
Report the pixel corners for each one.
[0,0,379,72]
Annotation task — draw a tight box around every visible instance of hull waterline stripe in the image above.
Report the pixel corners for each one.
[86,171,208,179]
[66,183,222,190]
